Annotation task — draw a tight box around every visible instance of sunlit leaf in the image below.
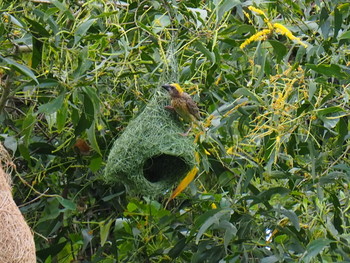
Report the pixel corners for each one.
[168,166,198,201]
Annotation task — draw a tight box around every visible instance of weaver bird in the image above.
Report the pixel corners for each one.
[162,83,200,136]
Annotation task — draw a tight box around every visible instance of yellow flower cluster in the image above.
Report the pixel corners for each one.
[240,6,308,49]
[273,23,308,48]
[248,6,268,18]
[240,29,271,49]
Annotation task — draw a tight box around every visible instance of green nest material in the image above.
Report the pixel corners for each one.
[104,90,196,196]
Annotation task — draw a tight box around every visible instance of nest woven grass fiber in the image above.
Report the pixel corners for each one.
[104,90,196,196]
[0,143,36,263]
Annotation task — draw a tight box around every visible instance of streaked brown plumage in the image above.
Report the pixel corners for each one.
[162,83,200,135]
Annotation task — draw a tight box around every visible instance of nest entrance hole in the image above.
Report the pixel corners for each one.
[143,154,189,183]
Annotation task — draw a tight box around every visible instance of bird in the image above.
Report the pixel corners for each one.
[162,83,200,136]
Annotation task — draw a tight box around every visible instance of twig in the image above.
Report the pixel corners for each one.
[0,74,13,113]
[320,144,350,177]
[18,188,50,208]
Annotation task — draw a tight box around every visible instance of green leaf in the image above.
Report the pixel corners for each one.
[57,197,76,211]
[261,256,279,263]
[126,202,138,213]
[51,0,74,20]
[195,208,232,244]
[73,47,93,78]
[274,208,300,231]
[56,100,68,133]
[18,144,31,163]
[254,42,267,86]
[82,91,95,121]
[74,19,96,45]
[24,16,51,37]
[22,107,36,146]
[89,156,103,172]
[257,187,291,202]
[302,239,332,263]
[38,93,65,114]
[268,40,287,62]
[306,63,348,79]
[334,7,342,38]
[29,142,57,155]
[32,37,43,69]
[336,117,348,148]
[36,78,60,88]
[83,86,100,119]
[152,15,171,33]
[320,172,345,185]
[2,57,38,84]
[7,13,25,28]
[81,229,93,252]
[191,208,222,237]
[217,0,240,22]
[74,113,91,136]
[168,238,187,259]
[233,88,261,103]
[339,31,350,40]
[87,122,102,156]
[308,81,317,100]
[316,106,344,117]
[4,136,17,154]
[219,220,237,253]
[100,219,113,247]
[39,198,61,222]
[194,41,216,64]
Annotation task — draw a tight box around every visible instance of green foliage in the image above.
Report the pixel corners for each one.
[0,0,350,262]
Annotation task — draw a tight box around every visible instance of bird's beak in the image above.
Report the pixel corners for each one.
[162,84,171,91]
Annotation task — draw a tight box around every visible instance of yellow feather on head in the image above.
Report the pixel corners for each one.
[171,83,184,94]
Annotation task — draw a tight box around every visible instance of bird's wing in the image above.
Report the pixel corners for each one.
[183,92,200,120]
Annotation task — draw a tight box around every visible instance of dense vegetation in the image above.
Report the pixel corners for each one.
[1,0,350,262]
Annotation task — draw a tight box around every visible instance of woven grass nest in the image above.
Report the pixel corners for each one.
[104,89,196,196]
[0,165,36,263]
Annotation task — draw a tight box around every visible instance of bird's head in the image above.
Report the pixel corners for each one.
[162,83,183,97]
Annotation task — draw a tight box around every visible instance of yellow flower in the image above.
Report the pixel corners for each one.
[243,10,253,24]
[227,146,235,155]
[248,6,268,18]
[240,29,271,49]
[265,19,274,31]
[204,149,211,155]
[273,23,308,48]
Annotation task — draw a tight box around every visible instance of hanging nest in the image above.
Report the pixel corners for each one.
[0,143,36,263]
[103,90,196,196]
